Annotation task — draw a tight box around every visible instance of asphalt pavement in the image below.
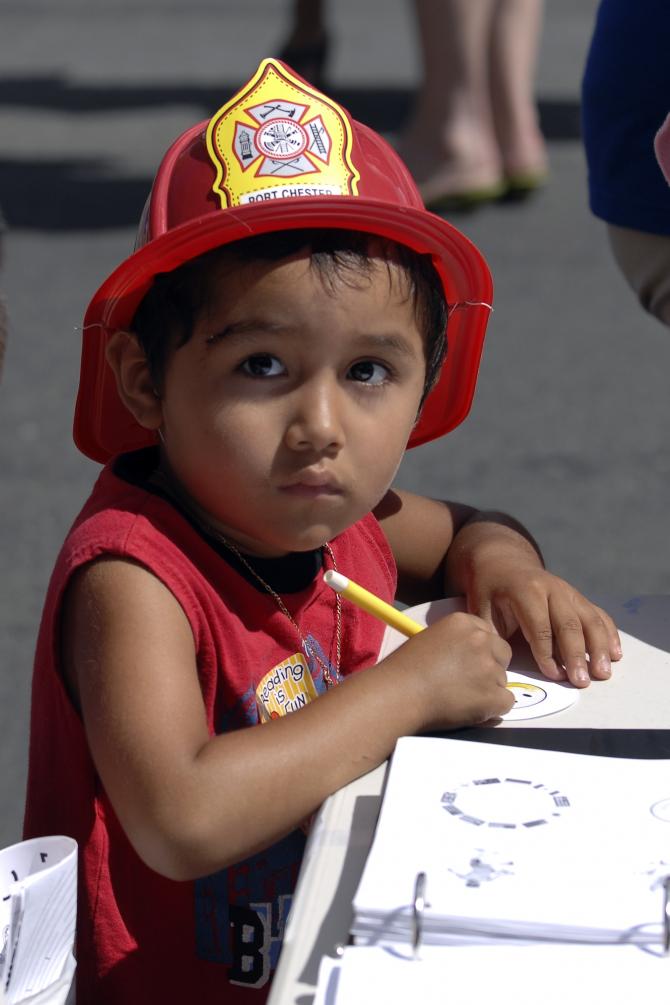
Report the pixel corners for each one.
[1,0,670,847]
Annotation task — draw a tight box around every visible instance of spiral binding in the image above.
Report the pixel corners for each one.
[412,871,426,959]
[410,871,670,956]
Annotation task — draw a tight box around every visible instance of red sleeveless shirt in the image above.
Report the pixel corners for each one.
[24,451,396,1004]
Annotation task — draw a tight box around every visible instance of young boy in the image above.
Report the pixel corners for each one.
[23,59,620,1004]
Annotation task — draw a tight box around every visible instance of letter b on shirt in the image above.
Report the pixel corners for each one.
[229,904,268,987]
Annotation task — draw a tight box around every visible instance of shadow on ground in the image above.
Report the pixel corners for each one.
[0,77,580,230]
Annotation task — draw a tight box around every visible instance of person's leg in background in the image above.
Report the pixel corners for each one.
[398,0,503,207]
[488,0,547,193]
[398,0,546,208]
[277,0,328,87]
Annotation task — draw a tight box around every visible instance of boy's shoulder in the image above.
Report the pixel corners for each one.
[58,448,190,576]
[70,448,158,536]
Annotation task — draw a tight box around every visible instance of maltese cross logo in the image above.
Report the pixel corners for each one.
[233,100,332,178]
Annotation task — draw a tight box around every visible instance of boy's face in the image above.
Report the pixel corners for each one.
[155,251,428,556]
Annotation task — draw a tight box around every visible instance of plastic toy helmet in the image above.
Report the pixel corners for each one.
[74,57,492,463]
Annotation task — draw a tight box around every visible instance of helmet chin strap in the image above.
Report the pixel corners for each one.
[447,300,493,316]
[152,386,166,445]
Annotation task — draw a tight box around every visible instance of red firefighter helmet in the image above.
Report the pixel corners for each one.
[74,57,492,462]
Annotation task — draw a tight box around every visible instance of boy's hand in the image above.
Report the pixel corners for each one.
[466,565,623,687]
[386,612,515,729]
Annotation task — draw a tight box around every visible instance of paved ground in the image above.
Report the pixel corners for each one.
[1,0,670,847]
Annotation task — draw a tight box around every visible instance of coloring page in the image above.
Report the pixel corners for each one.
[353,737,670,943]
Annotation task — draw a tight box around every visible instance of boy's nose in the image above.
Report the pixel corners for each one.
[283,377,345,453]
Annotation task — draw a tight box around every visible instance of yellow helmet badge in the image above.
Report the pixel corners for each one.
[206,58,361,208]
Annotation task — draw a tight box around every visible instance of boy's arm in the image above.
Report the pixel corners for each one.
[372,488,476,603]
[374,489,622,687]
[61,556,512,882]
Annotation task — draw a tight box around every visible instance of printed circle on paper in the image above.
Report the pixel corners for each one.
[441,777,571,830]
[507,682,547,709]
[651,798,670,822]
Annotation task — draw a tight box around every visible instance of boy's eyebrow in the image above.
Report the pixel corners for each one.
[352,334,420,358]
[206,319,286,340]
[205,322,420,357]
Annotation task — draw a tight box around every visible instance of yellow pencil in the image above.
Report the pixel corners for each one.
[325,571,520,699]
[323,570,424,637]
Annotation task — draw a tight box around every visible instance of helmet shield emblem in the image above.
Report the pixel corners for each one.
[206,58,360,208]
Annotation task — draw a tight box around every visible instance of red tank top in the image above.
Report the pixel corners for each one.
[23,451,396,1004]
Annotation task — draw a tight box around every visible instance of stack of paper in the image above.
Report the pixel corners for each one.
[351,737,670,946]
[314,944,670,1005]
[0,836,77,1005]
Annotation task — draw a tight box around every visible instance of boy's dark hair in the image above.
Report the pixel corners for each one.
[132,229,448,408]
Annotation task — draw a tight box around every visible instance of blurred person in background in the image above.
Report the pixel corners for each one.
[278,0,548,210]
[0,211,6,382]
[582,0,670,327]
[397,0,548,209]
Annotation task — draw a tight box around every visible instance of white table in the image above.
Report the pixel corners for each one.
[268,595,670,1005]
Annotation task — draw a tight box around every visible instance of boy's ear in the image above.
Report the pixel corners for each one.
[105,331,163,431]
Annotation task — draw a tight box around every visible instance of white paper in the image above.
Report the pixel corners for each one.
[378,599,578,722]
[0,837,77,1004]
[315,944,670,1005]
[352,737,670,945]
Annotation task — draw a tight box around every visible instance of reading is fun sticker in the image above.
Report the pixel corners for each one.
[256,652,319,722]
[206,57,360,207]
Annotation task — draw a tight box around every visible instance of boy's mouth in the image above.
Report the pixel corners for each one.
[279,470,344,497]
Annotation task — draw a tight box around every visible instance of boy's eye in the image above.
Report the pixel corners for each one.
[240,354,286,377]
[348,360,389,385]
